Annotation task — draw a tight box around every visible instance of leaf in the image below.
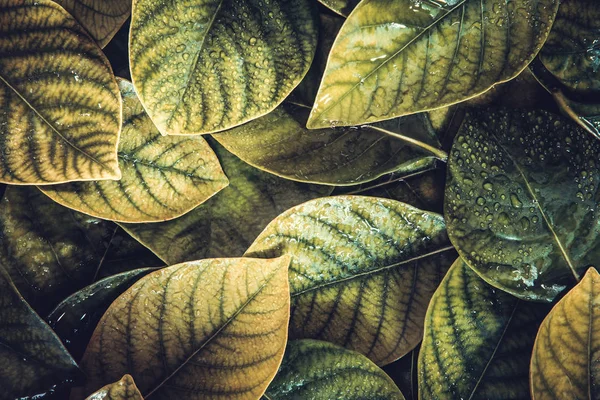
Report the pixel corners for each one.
[53,0,131,48]
[120,140,330,264]
[39,79,229,223]
[263,340,405,399]
[419,258,549,400]
[213,103,444,185]
[47,267,158,361]
[129,0,318,135]
[530,267,600,400]
[383,346,419,400]
[245,196,455,365]
[85,375,143,400]
[318,0,360,17]
[76,256,291,399]
[0,265,81,399]
[445,108,600,301]
[0,0,121,184]
[306,0,559,129]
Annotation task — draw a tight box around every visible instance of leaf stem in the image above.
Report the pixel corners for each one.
[365,125,449,161]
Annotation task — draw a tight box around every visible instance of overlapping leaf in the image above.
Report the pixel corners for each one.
[0,0,121,184]
[40,79,228,223]
[263,340,404,399]
[129,0,318,135]
[121,141,330,264]
[317,0,359,17]
[86,375,143,400]
[419,258,549,399]
[445,109,600,301]
[531,267,600,399]
[307,0,559,129]
[245,196,455,365]
[77,257,291,399]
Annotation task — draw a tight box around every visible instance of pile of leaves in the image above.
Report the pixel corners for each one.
[0,0,599,398]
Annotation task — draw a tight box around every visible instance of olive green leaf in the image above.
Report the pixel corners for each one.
[445,109,600,301]
[0,0,121,184]
[0,265,81,399]
[530,267,600,400]
[384,346,419,400]
[53,0,131,48]
[214,103,444,186]
[419,258,550,400]
[245,196,455,365]
[76,256,291,400]
[120,140,330,264]
[318,0,360,17]
[47,267,158,361]
[306,0,559,129]
[40,79,228,223]
[263,340,405,399]
[129,0,318,135]
[85,375,143,400]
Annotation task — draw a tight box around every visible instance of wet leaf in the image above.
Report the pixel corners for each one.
[214,103,443,185]
[245,196,455,365]
[318,0,360,17]
[445,109,600,301]
[76,256,291,399]
[120,140,330,264]
[307,0,559,129]
[54,0,131,48]
[40,79,228,223]
[263,340,404,399]
[531,267,600,400]
[129,0,318,135]
[0,0,121,184]
[419,258,549,400]
[0,265,81,399]
[47,267,158,361]
[85,375,143,400]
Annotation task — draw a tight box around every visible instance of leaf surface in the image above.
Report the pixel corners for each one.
[317,0,360,17]
[86,375,143,400]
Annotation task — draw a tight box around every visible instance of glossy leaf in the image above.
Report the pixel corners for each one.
[120,141,330,264]
[445,109,600,301]
[54,0,131,48]
[129,0,318,135]
[318,0,359,17]
[263,340,404,399]
[307,0,559,129]
[531,267,600,400]
[214,103,444,185]
[47,267,158,361]
[86,375,143,400]
[0,265,81,399]
[0,0,121,184]
[77,256,291,399]
[245,196,455,365]
[40,79,228,223]
[419,258,549,400]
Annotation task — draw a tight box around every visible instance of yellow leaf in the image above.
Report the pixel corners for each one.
[86,375,143,400]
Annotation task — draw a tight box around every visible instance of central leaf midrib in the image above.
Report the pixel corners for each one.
[118,154,214,183]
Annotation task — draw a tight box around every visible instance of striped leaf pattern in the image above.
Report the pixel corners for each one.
[77,257,291,400]
[0,0,121,184]
[85,375,143,400]
[531,267,600,400]
[40,79,228,223]
[129,0,318,135]
[307,0,559,129]
[245,196,455,365]
[419,258,549,400]
[263,340,404,399]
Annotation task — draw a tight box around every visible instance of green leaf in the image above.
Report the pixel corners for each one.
[445,108,600,301]
[530,267,600,400]
[263,340,405,399]
[383,347,419,400]
[0,0,121,184]
[419,258,549,400]
[307,0,559,129]
[317,0,360,17]
[76,257,291,400]
[39,79,228,223]
[120,140,330,265]
[245,196,455,365]
[129,0,318,135]
[85,375,143,400]
[47,267,158,361]
[0,265,81,399]
[214,103,444,185]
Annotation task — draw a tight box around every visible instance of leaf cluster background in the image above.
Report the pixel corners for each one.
[0,0,599,398]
